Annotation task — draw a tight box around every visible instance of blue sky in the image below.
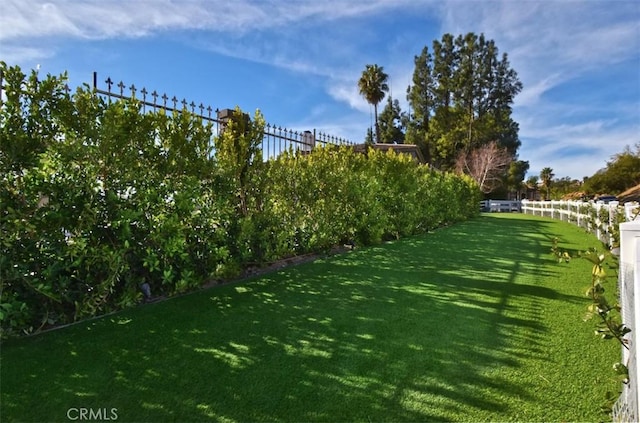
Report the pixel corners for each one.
[2,0,639,180]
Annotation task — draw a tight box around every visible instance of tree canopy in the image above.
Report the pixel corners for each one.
[407,33,522,171]
[378,96,405,144]
[540,167,555,200]
[360,32,523,195]
[358,64,389,144]
[582,144,640,195]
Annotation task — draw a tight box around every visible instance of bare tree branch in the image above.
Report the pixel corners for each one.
[455,141,512,193]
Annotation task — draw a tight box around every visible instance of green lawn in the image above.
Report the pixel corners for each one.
[1,214,620,422]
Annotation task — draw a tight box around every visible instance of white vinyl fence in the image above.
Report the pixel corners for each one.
[521,200,639,246]
[615,222,640,422]
[521,200,640,422]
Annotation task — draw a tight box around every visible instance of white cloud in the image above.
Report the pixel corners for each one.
[2,0,638,181]
[0,0,267,41]
[519,120,639,179]
[0,45,54,64]
[515,73,565,108]
[437,1,639,99]
[0,0,424,42]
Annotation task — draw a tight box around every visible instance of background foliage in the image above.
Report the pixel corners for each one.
[582,144,640,196]
[0,63,480,337]
[405,33,522,171]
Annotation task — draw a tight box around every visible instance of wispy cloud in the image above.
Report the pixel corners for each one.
[516,73,565,108]
[0,0,422,41]
[1,0,264,41]
[519,118,639,178]
[1,0,412,83]
[2,0,638,179]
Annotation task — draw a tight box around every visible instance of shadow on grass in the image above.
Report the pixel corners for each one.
[1,214,584,422]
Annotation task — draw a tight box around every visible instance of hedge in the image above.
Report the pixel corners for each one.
[0,63,481,337]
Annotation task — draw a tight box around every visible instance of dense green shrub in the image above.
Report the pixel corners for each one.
[0,63,480,337]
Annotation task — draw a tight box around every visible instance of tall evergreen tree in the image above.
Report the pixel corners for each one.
[429,33,463,169]
[406,46,435,161]
[358,64,389,144]
[491,52,523,154]
[506,159,530,199]
[454,32,479,148]
[378,96,405,144]
[364,127,375,145]
[406,32,522,172]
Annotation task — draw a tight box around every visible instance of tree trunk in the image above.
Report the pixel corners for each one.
[374,103,380,144]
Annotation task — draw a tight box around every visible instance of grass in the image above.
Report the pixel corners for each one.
[1,213,621,422]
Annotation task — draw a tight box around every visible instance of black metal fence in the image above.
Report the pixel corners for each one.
[91,72,356,159]
[0,69,357,158]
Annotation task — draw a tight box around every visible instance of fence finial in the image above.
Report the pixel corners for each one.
[90,71,354,158]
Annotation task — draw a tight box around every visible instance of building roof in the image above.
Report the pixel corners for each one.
[618,183,640,203]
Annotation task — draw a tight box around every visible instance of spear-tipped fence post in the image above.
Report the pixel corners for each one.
[140,87,148,112]
[151,90,158,110]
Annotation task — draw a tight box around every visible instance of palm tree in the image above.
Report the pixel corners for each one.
[540,167,554,200]
[358,64,389,144]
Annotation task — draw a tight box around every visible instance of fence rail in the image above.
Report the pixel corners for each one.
[521,200,639,246]
[91,72,356,159]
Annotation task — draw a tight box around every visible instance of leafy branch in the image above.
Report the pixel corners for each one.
[581,249,630,350]
[551,237,630,416]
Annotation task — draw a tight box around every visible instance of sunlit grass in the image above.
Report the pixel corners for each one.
[1,214,620,422]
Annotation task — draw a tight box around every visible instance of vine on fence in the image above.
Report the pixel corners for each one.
[551,237,630,415]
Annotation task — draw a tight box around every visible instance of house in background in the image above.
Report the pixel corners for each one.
[618,183,640,203]
[524,182,542,201]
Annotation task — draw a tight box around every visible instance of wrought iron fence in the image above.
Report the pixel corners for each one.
[91,72,356,159]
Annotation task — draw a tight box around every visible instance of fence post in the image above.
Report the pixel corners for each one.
[616,221,640,421]
[626,202,640,221]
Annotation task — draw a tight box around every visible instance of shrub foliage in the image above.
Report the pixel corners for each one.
[0,63,481,337]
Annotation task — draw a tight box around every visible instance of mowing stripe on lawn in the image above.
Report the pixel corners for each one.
[1,213,620,422]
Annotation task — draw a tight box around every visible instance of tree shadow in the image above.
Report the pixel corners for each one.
[1,214,587,422]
